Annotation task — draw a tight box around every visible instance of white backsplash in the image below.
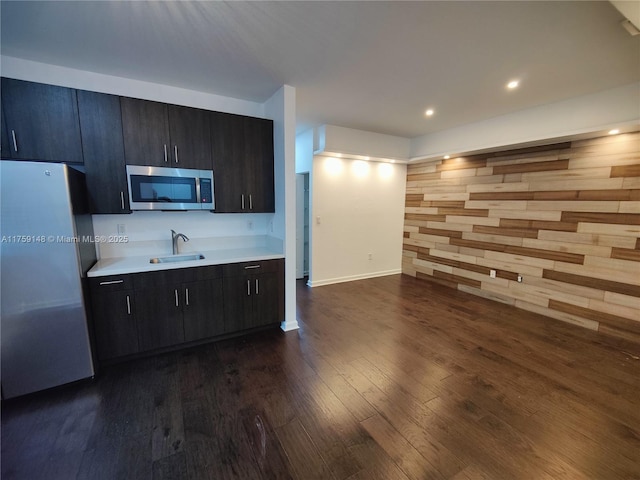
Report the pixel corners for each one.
[92,211,279,258]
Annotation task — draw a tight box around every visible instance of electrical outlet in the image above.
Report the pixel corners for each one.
[247,221,253,230]
[117,224,126,235]
[490,269,496,278]
[368,253,373,260]
[517,275,523,283]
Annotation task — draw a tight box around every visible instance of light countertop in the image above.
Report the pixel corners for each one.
[87,246,284,277]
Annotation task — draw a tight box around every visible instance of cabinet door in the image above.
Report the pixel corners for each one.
[168,105,212,169]
[135,286,185,351]
[252,272,281,327]
[78,90,130,214]
[211,112,246,213]
[1,104,9,157]
[121,97,170,166]
[223,276,254,332]
[1,78,83,163]
[91,289,139,360]
[183,278,224,342]
[245,117,275,213]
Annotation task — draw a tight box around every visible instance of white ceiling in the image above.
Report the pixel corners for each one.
[1,1,638,138]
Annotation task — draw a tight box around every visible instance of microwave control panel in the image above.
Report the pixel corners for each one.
[200,178,212,203]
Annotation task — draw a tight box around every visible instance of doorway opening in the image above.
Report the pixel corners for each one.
[296,173,310,280]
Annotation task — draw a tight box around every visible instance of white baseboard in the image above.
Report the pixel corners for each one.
[280,320,300,331]
[307,269,402,287]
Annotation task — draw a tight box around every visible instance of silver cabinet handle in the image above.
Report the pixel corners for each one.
[126,295,131,315]
[255,279,259,295]
[244,265,261,270]
[249,194,253,210]
[164,144,168,163]
[174,145,178,163]
[185,288,189,306]
[11,130,18,152]
[120,191,125,210]
[175,289,179,307]
[99,279,123,285]
[241,194,245,210]
[247,279,251,296]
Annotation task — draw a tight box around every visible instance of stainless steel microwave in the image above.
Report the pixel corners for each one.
[126,165,214,211]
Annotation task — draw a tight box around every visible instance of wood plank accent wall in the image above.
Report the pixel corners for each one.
[402,132,640,344]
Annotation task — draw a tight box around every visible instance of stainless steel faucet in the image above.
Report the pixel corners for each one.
[171,229,189,255]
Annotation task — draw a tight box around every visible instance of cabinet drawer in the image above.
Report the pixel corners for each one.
[222,259,283,277]
[132,264,222,289]
[89,274,133,292]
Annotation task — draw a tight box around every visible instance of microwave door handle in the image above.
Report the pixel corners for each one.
[195,177,201,206]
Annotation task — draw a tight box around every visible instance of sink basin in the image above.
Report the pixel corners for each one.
[150,253,205,264]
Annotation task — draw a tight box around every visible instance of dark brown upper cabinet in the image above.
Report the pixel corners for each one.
[1,104,9,157]
[1,78,83,163]
[121,97,211,170]
[211,112,274,213]
[77,90,130,214]
[168,104,212,170]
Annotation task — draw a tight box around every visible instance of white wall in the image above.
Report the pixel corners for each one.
[93,211,272,258]
[411,82,640,161]
[264,85,298,331]
[295,129,314,174]
[309,155,406,287]
[1,56,263,117]
[315,124,410,161]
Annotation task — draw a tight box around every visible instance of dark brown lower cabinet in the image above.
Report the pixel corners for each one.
[132,266,224,351]
[89,276,139,361]
[89,260,281,363]
[134,283,185,351]
[223,259,284,332]
[183,278,224,341]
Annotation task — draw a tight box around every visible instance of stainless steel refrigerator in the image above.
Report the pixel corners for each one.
[1,160,97,399]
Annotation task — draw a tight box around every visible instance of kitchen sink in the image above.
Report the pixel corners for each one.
[149,253,205,264]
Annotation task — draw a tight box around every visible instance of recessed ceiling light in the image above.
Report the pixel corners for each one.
[444,155,450,160]
[425,108,435,117]
[507,80,519,90]
[608,129,620,135]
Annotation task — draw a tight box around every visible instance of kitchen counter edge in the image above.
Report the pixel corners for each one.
[87,248,285,278]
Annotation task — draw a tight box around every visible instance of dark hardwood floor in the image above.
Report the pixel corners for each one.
[2,274,640,479]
